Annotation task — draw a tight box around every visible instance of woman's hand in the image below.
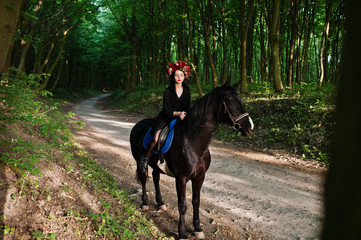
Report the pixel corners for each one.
[174,111,187,120]
[179,111,187,120]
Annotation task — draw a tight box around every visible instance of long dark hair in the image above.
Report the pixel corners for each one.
[168,71,189,107]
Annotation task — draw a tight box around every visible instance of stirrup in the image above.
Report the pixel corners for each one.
[158,154,165,164]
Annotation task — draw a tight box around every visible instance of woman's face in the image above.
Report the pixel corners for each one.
[174,70,185,84]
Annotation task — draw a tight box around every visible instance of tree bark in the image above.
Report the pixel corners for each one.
[17,0,43,72]
[239,0,254,94]
[0,0,26,73]
[37,28,68,92]
[259,2,266,82]
[130,14,138,92]
[287,0,299,90]
[220,0,227,84]
[318,0,332,90]
[195,0,218,88]
[300,0,316,83]
[322,2,361,238]
[185,0,203,97]
[270,0,284,93]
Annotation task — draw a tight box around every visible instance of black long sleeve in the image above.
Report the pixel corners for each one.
[159,87,190,121]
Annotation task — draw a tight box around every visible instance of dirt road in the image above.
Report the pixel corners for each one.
[73,94,326,239]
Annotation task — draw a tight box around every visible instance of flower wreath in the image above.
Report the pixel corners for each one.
[166,60,191,78]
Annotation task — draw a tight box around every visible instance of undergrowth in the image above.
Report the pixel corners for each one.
[0,69,168,239]
[110,81,336,166]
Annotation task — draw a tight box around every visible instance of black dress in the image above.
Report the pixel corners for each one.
[151,86,191,135]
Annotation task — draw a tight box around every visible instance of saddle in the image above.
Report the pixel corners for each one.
[143,118,179,162]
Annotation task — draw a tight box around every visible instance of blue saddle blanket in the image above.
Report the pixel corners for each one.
[143,118,178,154]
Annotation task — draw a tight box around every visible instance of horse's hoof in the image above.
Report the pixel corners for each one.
[194,231,205,239]
[141,205,150,210]
[179,234,188,240]
[157,204,167,212]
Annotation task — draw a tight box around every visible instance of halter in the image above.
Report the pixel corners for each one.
[223,101,249,130]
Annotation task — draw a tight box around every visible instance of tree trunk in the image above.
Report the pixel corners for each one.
[50,56,64,91]
[270,0,284,93]
[259,3,266,82]
[318,0,332,90]
[300,0,316,83]
[322,2,361,238]
[287,0,299,90]
[0,0,26,73]
[239,0,255,94]
[185,0,203,97]
[195,0,218,88]
[220,0,227,84]
[17,0,43,72]
[37,28,68,92]
[130,15,138,93]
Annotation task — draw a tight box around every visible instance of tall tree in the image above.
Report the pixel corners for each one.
[318,0,333,90]
[270,0,284,93]
[300,0,317,83]
[185,0,203,97]
[239,0,255,94]
[322,1,361,238]
[259,1,267,82]
[220,0,227,84]
[0,0,26,74]
[195,0,218,88]
[286,0,299,89]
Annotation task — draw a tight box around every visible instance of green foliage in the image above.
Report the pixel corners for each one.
[0,70,167,238]
[218,83,336,165]
[109,86,165,115]
[0,138,48,175]
[32,230,57,240]
[89,199,161,239]
[0,69,79,175]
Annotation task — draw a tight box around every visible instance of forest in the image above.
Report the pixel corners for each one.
[1,0,345,95]
[2,0,359,239]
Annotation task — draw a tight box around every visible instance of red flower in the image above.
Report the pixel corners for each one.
[166,60,191,78]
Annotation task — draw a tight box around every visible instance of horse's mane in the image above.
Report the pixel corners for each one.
[185,87,223,133]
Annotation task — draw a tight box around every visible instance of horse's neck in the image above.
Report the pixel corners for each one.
[199,98,220,129]
[189,101,220,149]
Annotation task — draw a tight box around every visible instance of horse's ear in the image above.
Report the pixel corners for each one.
[233,81,241,90]
[224,76,231,87]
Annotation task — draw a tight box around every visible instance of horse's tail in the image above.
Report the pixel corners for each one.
[131,118,154,183]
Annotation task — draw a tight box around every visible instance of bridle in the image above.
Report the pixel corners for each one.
[200,94,250,131]
[222,100,249,130]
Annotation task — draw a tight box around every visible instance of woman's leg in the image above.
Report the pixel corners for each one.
[139,130,161,173]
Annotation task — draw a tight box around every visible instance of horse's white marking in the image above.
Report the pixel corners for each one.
[249,116,254,130]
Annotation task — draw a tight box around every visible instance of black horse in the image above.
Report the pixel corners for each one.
[130,79,254,239]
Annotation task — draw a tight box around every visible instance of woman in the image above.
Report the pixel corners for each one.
[138,60,191,173]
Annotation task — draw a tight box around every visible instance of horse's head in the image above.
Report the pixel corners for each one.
[219,78,254,137]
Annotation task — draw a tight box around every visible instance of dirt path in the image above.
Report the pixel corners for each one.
[72,94,326,240]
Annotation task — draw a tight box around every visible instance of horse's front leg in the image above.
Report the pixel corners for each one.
[192,175,205,239]
[152,170,167,211]
[176,176,188,239]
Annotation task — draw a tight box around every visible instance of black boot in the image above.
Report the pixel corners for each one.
[138,155,149,174]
